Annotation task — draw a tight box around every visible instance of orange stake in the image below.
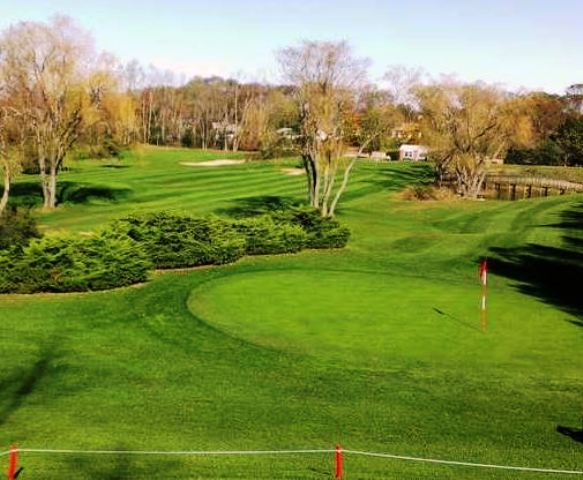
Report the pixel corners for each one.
[8,445,17,480]
[335,444,343,479]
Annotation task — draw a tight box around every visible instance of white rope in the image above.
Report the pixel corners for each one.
[0,450,11,458]
[17,448,334,456]
[345,449,583,475]
[7,447,583,475]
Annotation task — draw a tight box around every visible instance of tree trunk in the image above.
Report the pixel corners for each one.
[232,132,240,152]
[0,167,10,216]
[312,161,321,209]
[302,154,314,205]
[321,161,337,217]
[41,165,58,209]
[329,157,357,217]
[147,91,153,144]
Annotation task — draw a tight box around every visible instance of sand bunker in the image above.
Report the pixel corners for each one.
[281,168,305,176]
[181,159,245,167]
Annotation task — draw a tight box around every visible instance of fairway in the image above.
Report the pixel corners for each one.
[1,147,582,479]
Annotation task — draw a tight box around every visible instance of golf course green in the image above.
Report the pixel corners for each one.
[0,147,581,479]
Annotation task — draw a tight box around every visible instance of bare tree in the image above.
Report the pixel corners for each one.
[278,40,370,217]
[415,81,517,198]
[382,65,425,108]
[0,16,99,209]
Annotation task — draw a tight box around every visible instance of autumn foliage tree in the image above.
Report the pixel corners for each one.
[415,81,525,197]
[278,41,373,217]
[0,16,113,209]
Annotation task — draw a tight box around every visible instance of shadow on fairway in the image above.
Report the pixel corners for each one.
[67,451,131,480]
[58,182,133,204]
[432,307,483,333]
[3,181,132,207]
[101,164,130,169]
[557,425,583,444]
[489,201,583,320]
[0,342,61,427]
[217,195,300,218]
[67,449,181,479]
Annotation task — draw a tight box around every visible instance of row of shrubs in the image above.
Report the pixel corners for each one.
[0,206,350,294]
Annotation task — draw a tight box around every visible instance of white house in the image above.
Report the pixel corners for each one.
[399,144,429,161]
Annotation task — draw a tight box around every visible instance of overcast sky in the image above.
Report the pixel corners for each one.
[0,0,581,93]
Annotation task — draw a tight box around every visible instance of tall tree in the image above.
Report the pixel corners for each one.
[554,117,583,166]
[0,16,99,209]
[415,81,519,197]
[278,40,369,217]
[566,84,583,115]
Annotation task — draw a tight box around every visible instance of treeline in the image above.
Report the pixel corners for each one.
[1,16,582,217]
[0,17,305,216]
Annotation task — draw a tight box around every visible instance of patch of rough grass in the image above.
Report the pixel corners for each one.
[399,185,455,201]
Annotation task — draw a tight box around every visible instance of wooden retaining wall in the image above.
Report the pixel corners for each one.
[484,175,583,200]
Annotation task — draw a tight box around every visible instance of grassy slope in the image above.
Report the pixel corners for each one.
[0,149,582,479]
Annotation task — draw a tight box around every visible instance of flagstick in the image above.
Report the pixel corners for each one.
[480,284,488,332]
[479,259,488,332]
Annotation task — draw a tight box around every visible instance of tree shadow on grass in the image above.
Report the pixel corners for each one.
[100,164,130,169]
[0,342,62,427]
[58,182,132,204]
[557,425,583,444]
[217,195,301,218]
[66,452,132,480]
[488,201,583,320]
[3,181,132,207]
[67,449,181,479]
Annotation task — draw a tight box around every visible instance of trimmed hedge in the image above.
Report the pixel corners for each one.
[271,206,351,249]
[0,232,151,294]
[232,215,307,255]
[113,212,246,268]
[0,205,350,294]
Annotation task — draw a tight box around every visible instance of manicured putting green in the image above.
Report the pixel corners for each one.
[188,270,571,374]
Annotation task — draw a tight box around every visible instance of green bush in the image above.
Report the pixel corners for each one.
[0,206,349,294]
[232,215,307,255]
[258,131,298,159]
[114,212,246,268]
[73,136,124,160]
[0,231,151,293]
[0,207,41,251]
[506,140,564,166]
[271,206,351,249]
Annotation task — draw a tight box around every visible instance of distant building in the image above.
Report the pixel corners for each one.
[399,144,428,161]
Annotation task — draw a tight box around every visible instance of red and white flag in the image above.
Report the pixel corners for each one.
[479,259,488,286]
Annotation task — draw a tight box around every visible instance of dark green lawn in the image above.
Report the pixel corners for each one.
[1,147,582,478]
